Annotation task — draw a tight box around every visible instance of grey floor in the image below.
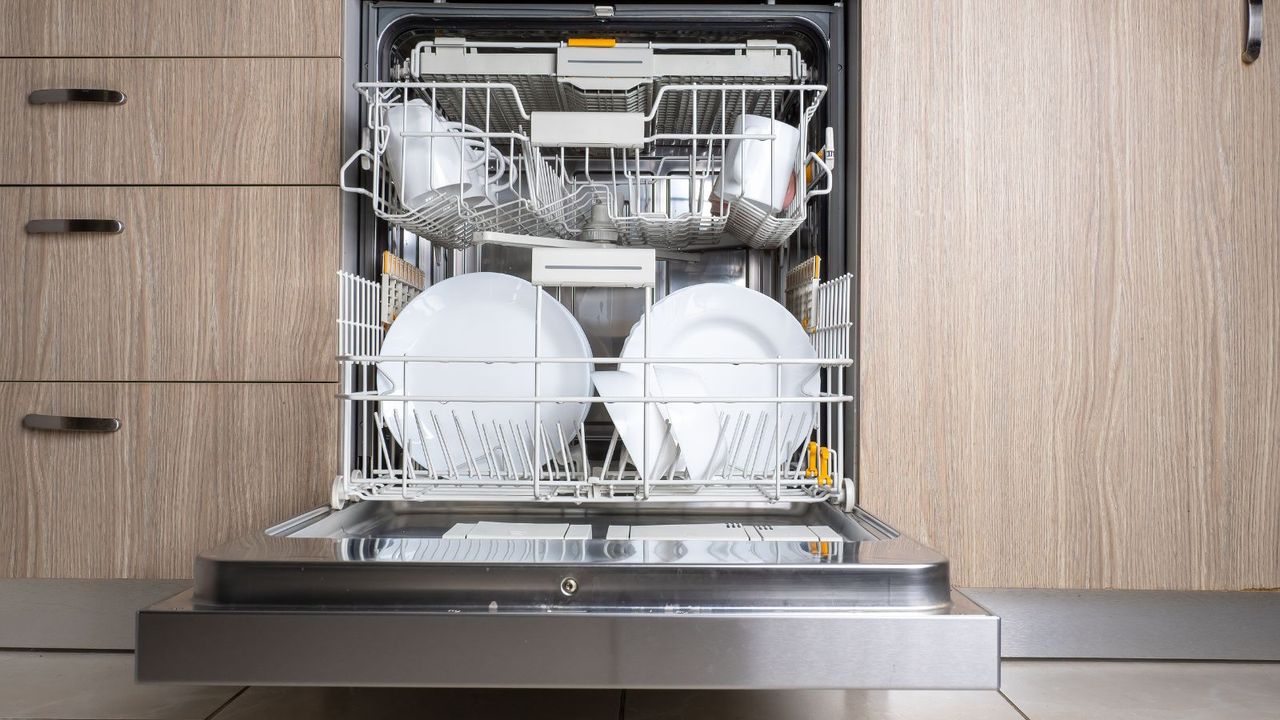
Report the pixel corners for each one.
[2,651,1279,719]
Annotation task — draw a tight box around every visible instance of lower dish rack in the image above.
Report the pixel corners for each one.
[334,255,853,508]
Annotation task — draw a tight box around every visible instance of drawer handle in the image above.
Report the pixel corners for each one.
[25,219,124,235]
[22,414,121,433]
[1243,0,1263,64]
[27,88,127,105]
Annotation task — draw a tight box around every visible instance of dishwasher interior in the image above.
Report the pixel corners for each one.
[136,3,1000,690]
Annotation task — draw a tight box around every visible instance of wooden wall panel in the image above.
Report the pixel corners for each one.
[0,383,335,579]
[1,186,338,382]
[0,0,342,58]
[0,58,341,185]
[859,1,1280,589]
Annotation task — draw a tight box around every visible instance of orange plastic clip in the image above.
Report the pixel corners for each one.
[567,38,616,48]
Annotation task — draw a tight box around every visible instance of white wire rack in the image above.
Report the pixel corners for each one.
[333,269,854,506]
[339,78,833,251]
[407,38,808,133]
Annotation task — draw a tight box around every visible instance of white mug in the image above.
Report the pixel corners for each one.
[714,114,801,213]
[455,134,511,209]
[382,99,488,209]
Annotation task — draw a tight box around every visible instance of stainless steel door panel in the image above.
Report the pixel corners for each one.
[137,503,999,689]
[137,590,998,689]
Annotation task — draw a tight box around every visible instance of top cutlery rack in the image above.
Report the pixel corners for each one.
[340,38,834,251]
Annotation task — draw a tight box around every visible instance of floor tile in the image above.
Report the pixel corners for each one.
[213,687,622,720]
[1001,660,1280,720]
[622,689,1024,720]
[0,651,239,720]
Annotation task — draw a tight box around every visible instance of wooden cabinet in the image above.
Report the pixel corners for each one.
[0,58,341,184]
[0,0,341,58]
[0,383,335,579]
[1,186,338,382]
[859,1,1280,590]
[0,0,344,587]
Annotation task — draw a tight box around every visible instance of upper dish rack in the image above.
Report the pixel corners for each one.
[340,38,834,252]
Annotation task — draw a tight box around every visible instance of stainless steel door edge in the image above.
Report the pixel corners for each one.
[137,589,998,689]
[187,502,953,611]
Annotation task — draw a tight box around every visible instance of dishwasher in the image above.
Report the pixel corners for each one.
[136,2,999,689]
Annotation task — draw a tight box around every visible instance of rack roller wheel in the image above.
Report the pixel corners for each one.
[331,476,350,510]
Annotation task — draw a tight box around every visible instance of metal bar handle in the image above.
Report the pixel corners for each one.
[28,88,127,105]
[1244,0,1263,64]
[25,219,124,234]
[22,414,121,433]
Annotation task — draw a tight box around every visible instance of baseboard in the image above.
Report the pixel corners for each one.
[0,579,190,650]
[963,588,1280,661]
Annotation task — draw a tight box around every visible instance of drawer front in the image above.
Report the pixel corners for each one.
[2,58,340,184]
[1,187,337,382]
[0,382,334,578]
[0,0,340,58]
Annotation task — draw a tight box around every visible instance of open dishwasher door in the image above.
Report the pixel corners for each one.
[137,501,998,689]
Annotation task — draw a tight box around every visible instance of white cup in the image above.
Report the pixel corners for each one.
[382,99,487,209]
[491,171,525,206]
[457,136,511,209]
[714,114,801,213]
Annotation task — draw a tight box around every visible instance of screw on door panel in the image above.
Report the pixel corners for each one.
[560,577,579,596]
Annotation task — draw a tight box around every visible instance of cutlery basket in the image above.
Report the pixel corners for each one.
[332,254,853,508]
[339,38,834,252]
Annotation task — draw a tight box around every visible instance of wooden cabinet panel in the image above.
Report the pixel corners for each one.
[0,383,335,579]
[859,1,1280,590]
[0,0,341,58]
[0,58,340,184]
[1,187,337,382]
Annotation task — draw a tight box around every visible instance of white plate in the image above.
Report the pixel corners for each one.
[620,283,818,475]
[378,272,591,475]
[590,370,682,483]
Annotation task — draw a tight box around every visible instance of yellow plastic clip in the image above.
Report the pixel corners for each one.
[818,447,831,486]
[806,441,819,478]
[567,38,616,48]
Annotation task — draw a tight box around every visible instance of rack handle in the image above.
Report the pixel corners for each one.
[22,414,121,433]
[25,219,124,235]
[28,88,127,105]
[338,148,377,200]
[1243,0,1263,64]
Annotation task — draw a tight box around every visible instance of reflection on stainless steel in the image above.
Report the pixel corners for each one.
[667,248,749,293]
[189,502,950,612]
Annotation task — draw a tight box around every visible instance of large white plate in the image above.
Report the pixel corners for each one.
[620,283,819,476]
[378,272,592,475]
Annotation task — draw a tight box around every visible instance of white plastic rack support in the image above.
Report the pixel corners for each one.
[530,247,657,288]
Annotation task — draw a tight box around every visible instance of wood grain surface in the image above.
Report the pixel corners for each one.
[0,0,342,58]
[1,58,341,184]
[1,186,338,382]
[0,382,335,579]
[859,1,1280,590]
